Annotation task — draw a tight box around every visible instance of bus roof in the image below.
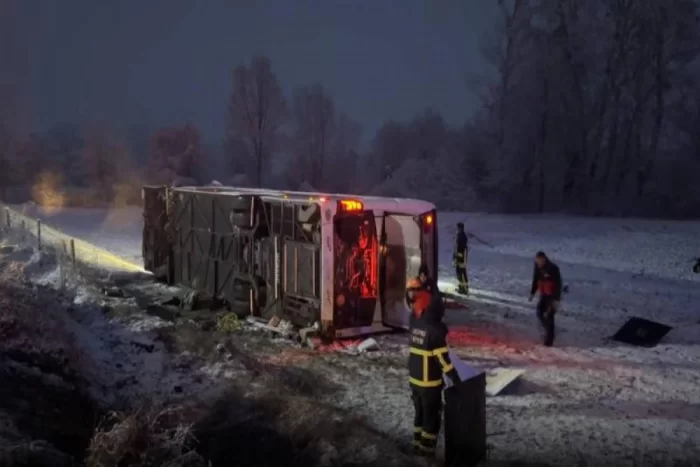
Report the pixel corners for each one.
[173,185,436,215]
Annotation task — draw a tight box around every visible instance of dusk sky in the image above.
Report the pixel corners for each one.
[4,0,499,141]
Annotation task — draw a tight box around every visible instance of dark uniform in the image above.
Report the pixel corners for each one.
[408,287,459,459]
[693,258,700,273]
[530,257,562,346]
[453,223,469,295]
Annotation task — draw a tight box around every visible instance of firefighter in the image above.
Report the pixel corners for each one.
[406,264,437,308]
[406,278,460,462]
[452,222,469,295]
[693,258,700,273]
[529,251,562,347]
[418,264,437,294]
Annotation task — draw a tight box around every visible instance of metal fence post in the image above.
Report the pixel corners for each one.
[5,208,9,228]
[37,220,42,250]
[70,239,76,265]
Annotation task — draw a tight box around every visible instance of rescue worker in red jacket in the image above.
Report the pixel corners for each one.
[529,251,562,347]
[407,278,460,461]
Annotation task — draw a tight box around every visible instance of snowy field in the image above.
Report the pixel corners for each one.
[12,203,144,265]
[10,204,700,465]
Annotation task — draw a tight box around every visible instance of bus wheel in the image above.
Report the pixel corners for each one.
[229,297,251,318]
[230,195,254,211]
[230,281,251,301]
[229,211,253,228]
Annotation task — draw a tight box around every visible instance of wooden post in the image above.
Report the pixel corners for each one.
[70,239,76,265]
[37,220,42,249]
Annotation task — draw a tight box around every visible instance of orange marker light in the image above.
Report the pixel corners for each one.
[425,214,433,225]
[339,199,363,211]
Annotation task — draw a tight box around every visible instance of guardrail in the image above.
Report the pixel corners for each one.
[0,204,145,273]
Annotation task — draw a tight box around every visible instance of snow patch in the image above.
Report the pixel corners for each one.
[4,243,200,408]
[10,205,700,464]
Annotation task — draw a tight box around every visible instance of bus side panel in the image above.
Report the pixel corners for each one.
[282,240,320,299]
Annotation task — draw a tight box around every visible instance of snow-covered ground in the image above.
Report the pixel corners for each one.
[11,203,143,265]
[436,213,700,465]
[0,231,420,466]
[11,204,700,465]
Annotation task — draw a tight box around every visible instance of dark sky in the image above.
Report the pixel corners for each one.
[4,0,498,142]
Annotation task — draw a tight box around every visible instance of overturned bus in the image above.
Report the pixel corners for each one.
[142,185,438,339]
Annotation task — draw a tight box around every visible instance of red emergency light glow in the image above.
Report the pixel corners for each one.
[339,199,363,212]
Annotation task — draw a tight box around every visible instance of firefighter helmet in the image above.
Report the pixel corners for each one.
[411,289,432,316]
[406,277,421,289]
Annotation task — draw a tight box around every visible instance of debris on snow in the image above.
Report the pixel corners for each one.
[6,206,700,465]
[333,337,383,356]
[246,315,297,339]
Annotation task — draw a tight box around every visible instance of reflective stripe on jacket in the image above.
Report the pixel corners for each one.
[408,291,457,388]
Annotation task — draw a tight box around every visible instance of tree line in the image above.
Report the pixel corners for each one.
[1,0,699,217]
[471,0,700,217]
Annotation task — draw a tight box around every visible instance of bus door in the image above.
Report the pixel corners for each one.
[331,202,379,330]
[379,210,438,330]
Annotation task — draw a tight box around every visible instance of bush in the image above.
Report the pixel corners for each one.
[86,407,205,467]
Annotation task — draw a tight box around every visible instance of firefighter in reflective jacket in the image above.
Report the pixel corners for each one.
[406,264,437,307]
[406,278,460,460]
[529,251,563,347]
[452,222,469,295]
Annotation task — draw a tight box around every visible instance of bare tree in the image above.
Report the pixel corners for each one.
[372,121,407,182]
[82,125,124,199]
[288,83,362,192]
[227,56,287,187]
[148,124,204,185]
[41,123,84,185]
[463,0,700,216]
[289,83,335,189]
[366,0,700,216]
[330,112,362,192]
